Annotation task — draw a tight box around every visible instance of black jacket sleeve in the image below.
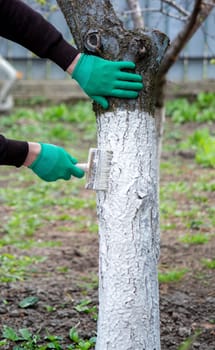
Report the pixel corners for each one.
[0,0,79,71]
[0,134,28,167]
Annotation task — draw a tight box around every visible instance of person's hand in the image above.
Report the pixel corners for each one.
[71,53,143,109]
[28,143,84,182]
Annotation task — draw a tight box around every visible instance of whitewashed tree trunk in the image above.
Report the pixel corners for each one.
[96,108,160,349]
[56,1,169,349]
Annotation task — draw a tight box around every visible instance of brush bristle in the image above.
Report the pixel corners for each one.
[85,148,113,190]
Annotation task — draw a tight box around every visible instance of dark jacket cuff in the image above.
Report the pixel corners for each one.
[0,135,29,167]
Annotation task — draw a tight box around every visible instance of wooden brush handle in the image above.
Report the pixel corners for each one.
[76,163,88,172]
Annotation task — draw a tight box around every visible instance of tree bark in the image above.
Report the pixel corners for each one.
[57,1,169,349]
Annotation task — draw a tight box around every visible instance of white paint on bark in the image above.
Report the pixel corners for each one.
[95,108,160,350]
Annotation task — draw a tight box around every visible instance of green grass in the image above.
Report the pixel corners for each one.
[0,101,97,285]
[158,268,188,283]
[0,253,46,283]
[165,94,215,167]
[166,92,215,124]
[177,330,202,350]
[75,299,98,321]
[159,170,214,231]
[2,102,96,142]
[0,236,62,250]
[78,274,99,294]
[180,233,210,245]
[179,128,215,168]
[201,258,215,269]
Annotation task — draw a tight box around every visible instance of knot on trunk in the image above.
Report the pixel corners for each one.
[84,30,103,54]
[130,38,148,61]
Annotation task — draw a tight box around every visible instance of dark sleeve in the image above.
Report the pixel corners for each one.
[0,134,28,167]
[0,0,79,71]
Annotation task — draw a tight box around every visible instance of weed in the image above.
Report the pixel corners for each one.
[166,92,215,124]
[56,266,69,273]
[196,92,215,109]
[0,326,96,350]
[69,327,96,349]
[19,296,39,308]
[187,219,203,230]
[201,258,215,269]
[160,181,189,195]
[0,253,46,283]
[75,299,98,321]
[2,326,41,349]
[180,233,209,245]
[158,268,188,283]
[45,305,57,312]
[78,274,99,293]
[0,236,61,250]
[180,128,215,168]
[177,330,201,350]
[3,212,43,236]
[160,222,177,230]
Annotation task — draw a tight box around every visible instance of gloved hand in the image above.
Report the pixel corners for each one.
[29,143,85,182]
[72,53,143,109]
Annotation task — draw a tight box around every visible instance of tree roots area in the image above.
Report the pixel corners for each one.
[0,116,214,350]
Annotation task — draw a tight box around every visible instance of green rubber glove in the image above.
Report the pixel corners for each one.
[72,53,143,109]
[29,143,85,182]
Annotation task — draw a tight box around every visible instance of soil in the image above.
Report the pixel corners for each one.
[0,120,214,350]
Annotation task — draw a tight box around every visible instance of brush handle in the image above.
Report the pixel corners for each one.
[76,163,88,172]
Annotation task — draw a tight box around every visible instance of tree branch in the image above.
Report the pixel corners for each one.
[122,7,188,22]
[126,0,144,28]
[160,10,188,21]
[162,0,190,17]
[158,0,215,78]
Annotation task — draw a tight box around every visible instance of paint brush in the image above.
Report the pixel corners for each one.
[77,148,113,191]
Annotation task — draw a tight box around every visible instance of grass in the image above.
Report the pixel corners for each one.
[166,92,215,124]
[180,233,210,245]
[179,128,215,168]
[78,274,99,293]
[177,330,202,350]
[0,101,97,288]
[159,169,214,231]
[165,94,215,165]
[158,268,188,283]
[75,299,98,321]
[201,259,215,269]
[0,236,62,249]
[0,253,46,283]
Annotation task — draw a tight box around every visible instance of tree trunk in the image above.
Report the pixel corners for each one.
[57,1,169,349]
[95,107,161,350]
